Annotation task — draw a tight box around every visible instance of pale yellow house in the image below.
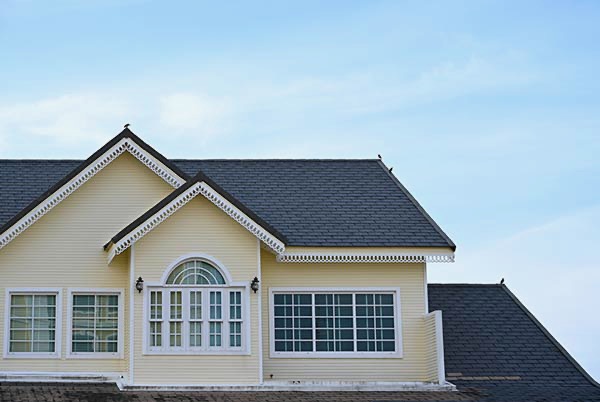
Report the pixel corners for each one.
[0,128,456,390]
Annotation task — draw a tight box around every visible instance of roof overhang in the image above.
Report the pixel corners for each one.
[0,131,186,251]
[105,180,286,263]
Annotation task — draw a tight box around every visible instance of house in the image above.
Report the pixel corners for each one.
[0,127,598,400]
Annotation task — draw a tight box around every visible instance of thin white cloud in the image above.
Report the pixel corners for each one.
[158,93,230,138]
[0,93,134,155]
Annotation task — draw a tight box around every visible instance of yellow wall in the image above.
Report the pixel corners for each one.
[423,312,438,382]
[261,252,429,382]
[0,151,437,385]
[132,196,260,385]
[0,153,173,374]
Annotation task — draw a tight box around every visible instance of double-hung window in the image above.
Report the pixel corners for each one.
[146,259,247,354]
[271,288,401,358]
[68,290,123,358]
[4,289,61,358]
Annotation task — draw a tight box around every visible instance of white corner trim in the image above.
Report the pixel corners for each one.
[109,181,286,260]
[276,251,454,263]
[129,244,135,385]
[433,310,446,385]
[0,137,185,251]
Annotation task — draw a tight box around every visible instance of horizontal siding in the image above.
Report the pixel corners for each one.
[132,197,260,385]
[423,312,438,382]
[261,252,429,382]
[0,153,173,374]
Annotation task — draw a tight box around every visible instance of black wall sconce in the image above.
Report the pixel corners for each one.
[135,277,144,293]
[250,277,260,293]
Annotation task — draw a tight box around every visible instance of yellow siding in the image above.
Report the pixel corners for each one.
[0,153,173,374]
[132,196,260,385]
[261,251,429,382]
[423,312,438,382]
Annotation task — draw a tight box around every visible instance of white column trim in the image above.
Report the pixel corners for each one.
[129,244,135,385]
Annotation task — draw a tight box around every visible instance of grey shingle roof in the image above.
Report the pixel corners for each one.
[429,284,600,400]
[0,158,454,249]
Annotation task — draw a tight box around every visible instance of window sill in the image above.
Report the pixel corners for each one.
[3,353,60,359]
[66,353,123,359]
[270,351,403,359]
[142,350,250,356]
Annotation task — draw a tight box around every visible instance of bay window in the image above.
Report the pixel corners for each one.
[270,288,402,358]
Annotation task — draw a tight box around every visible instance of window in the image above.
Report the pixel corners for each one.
[4,289,61,358]
[271,288,401,357]
[145,257,247,354]
[68,290,123,357]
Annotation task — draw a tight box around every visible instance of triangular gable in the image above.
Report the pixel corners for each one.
[0,127,188,250]
[104,173,287,262]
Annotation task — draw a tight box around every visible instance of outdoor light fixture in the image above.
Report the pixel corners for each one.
[250,277,260,293]
[135,277,144,293]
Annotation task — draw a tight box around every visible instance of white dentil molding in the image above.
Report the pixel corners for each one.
[0,138,185,250]
[109,182,286,261]
[276,252,455,263]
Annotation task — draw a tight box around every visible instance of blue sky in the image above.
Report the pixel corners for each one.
[1,0,599,380]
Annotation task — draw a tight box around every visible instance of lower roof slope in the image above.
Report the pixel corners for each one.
[429,284,600,401]
[0,158,454,249]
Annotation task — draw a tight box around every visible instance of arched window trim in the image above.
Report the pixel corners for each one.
[159,253,240,287]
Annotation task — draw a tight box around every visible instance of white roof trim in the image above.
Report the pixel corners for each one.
[108,181,286,262]
[0,137,185,251]
[276,251,455,263]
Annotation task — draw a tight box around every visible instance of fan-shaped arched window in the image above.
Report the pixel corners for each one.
[145,256,246,355]
[166,260,226,285]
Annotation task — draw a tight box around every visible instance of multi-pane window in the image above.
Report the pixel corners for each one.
[189,291,202,348]
[209,291,222,347]
[169,291,182,348]
[272,290,399,356]
[229,291,242,348]
[8,293,58,355]
[149,291,163,347]
[146,259,245,354]
[71,293,119,354]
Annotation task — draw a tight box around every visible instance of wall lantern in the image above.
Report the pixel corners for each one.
[135,277,144,293]
[250,277,260,293]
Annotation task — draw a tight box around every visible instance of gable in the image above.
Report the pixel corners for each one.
[105,179,286,261]
[0,129,186,251]
[0,152,174,289]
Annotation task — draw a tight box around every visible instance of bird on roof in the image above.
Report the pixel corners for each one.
[378,154,382,160]
[500,278,505,285]
[389,167,393,173]
[124,123,130,129]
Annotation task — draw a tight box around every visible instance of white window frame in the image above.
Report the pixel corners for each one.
[269,287,403,358]
[66,288,124,359]
[142,254,251,356]
[3,288,63,359]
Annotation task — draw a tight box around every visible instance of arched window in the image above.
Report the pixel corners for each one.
[166,260,226,285]
[145,257,246,354]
